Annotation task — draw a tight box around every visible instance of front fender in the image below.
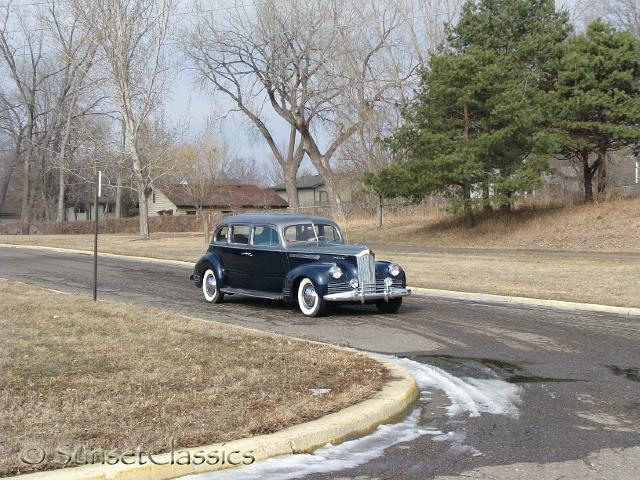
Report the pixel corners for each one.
[284,263,336,302]
[375,260,407,287]
[193,252,225,287]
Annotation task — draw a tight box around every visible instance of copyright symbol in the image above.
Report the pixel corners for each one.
[20,445,46,465]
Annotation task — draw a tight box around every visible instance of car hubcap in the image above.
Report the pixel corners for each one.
[302,284,316,309]
[205,274,217,297]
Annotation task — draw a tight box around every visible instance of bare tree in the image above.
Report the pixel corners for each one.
[185,10,305,211]
[71,0,173,239]
[0,2,100,231]
[0,94,25,215]
[171,135,232,243]
[601,0,640,36]
[186,0,405,218]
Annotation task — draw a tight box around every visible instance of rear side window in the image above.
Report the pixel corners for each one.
[253,225,279,247]
[214,225,228,243]
[230,225,250,245]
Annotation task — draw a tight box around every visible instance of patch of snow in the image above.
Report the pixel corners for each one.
[182,409,440,480]
[309,388,331,396]
[387,355,522,418]
[181,355,521,480]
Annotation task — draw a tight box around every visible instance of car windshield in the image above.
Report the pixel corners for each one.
[284,223,342,244]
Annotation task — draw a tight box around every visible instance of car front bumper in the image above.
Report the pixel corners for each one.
[324,286,411,303]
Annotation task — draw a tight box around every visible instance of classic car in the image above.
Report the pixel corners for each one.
[190,213,411,317]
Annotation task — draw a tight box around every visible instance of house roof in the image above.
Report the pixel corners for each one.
[158,183,289,209]
[274,174,324,191]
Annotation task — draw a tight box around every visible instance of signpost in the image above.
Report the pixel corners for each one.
[93,171,101,301]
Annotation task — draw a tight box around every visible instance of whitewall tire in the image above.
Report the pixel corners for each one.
[202,268,224,304]
[297,277,326,317]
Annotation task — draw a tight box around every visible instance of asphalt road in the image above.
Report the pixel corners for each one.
[1,245,639,479]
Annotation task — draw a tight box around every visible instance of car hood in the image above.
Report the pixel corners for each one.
[286,242,369,257]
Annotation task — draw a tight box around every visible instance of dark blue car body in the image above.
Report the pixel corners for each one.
[190,213,410,316]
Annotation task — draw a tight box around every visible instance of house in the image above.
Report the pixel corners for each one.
[545,152,640,199]
[273,174,352,208]
[147,183,288,216]
[65,199,117,222]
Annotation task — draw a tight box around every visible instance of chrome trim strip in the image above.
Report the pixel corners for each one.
[324,287,411,303]
[289,253,321,260]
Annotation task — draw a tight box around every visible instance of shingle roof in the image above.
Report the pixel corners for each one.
[159,183,289,209]
[274,174,324,191]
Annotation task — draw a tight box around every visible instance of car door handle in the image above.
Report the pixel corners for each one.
[241,252,253,256]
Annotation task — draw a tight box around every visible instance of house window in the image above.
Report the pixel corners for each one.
[318,191,328,203]
[186,210,196,215]
[152,192,156,203]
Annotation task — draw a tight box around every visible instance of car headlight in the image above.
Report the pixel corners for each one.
[329,264,343,279]
[388,263,401,277]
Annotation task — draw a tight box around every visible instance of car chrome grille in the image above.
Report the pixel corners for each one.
[327,281,352,294]
[357,253,376,288]
[376,278,404,289]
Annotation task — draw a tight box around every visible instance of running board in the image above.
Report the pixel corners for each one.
[220,288,284,301]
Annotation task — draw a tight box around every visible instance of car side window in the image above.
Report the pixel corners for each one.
[214,225,228,244]
[253,225,279,247]
[230,225,250,245]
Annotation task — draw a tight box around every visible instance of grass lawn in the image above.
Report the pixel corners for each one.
[1,232,639,307]
[0,280,388,476]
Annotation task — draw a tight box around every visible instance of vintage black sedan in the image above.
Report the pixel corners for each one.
[190,213,410,317]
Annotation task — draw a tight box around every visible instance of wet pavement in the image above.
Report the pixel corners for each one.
[1,245,639,479]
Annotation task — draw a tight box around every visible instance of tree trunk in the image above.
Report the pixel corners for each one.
[462,184,475,228]
[321,172,344,219]
[284,164,300,211]
[57,167,65,223]
[201,208,210,245]
[114,172,122,219]
[20,148,32,234]
[482,180,492,212]
[375,195,383,229]
[115,120,125,219]
[597,152,608,199]
[582,151,594,202]
[130,146,150,240]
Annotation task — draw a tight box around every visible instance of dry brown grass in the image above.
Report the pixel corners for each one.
[0,280,388,476]
[374,249,640,308]
[342,196,640,252]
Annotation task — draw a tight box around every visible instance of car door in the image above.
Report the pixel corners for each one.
[223,224,253,288]
[248,224,287,293]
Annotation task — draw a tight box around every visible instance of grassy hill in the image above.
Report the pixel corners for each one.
[344,196,640,252]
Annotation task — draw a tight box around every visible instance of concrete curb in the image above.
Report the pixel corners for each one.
[8,353,418,480]
[411,287,640,317]
[2,243,638,316]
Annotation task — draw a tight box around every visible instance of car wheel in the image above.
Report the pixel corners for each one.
[375,298,402,314]
[297,278,326,317]
[202,268,224,303]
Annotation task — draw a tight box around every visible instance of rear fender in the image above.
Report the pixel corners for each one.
[193,252,224,287]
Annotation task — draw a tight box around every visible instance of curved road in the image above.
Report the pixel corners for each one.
[1,245,639,479]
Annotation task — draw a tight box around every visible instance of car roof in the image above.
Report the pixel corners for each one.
[219,213,338,228]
